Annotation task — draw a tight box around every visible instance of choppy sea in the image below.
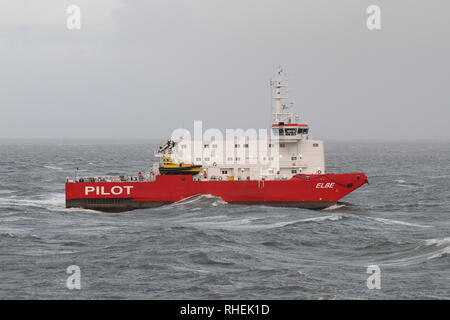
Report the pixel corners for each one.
[0,140,449,299]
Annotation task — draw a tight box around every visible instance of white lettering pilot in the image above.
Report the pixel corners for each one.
[84,185,134,195]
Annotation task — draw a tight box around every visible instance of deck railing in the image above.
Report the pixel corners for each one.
[66,175,156,183]
[66,173,303,183]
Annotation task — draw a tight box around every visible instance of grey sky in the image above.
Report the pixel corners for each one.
[0,0,449,140]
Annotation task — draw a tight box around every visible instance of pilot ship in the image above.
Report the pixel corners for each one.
[65,68,368,212]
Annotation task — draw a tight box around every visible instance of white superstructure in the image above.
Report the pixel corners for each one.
[165,68,325,181]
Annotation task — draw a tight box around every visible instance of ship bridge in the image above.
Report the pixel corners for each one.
[272,123,309,139]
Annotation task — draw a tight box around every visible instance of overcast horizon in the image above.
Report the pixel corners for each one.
[1,1,449,141]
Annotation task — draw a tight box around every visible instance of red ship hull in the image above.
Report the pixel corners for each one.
[65,173,368,212]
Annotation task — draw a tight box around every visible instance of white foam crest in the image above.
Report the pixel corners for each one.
[427,246,450,260]
[183,218,254,230]
[382,247,450,266]
[302,214,345,222]
[0,227,40,239]
[44,165,63,170]
[429,175,450,179]
[381,253,432,267]
[19,249,78,256]
[370,217,432,228]
[0,193,65,209]
[422,237,450,247]
[0,193,104,214]
[50,206,101,214]
[321,204,346,211]
[380,237,450,267]
[182,214,345,231]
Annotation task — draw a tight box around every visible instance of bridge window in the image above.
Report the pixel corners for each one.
[298,128,309,134]
[313,143,319,147]
[291,169,297,174]
[285,128,297,136]
[280,143,285,148]
[204,144,209,148]
[291,156,297,160]
[221,170,228,174]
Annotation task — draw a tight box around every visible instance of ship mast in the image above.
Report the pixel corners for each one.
[271,67,296,125]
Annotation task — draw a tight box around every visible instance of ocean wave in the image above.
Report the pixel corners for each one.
[427,247,450,260]
[298,214,346,223]
[0,230,42,240]
[393,179,424,188]
[368,217,432,228]
[379,236,450,266]
[381,248,450,266]
[321,204,347,211]
[0,193,65,210]
[170,265,211,275]
[0,190,15,195]
[362,239,412,250]
[13,249,78,256]
[181,214,346,231]
[43,165,63,170]
[51,206,102,214]
[428,175,450,179]
[369,173,418,178]
[189,251,236,267]
[0,193,106,214]
[422,237,450,247]
[0,232,18,238]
